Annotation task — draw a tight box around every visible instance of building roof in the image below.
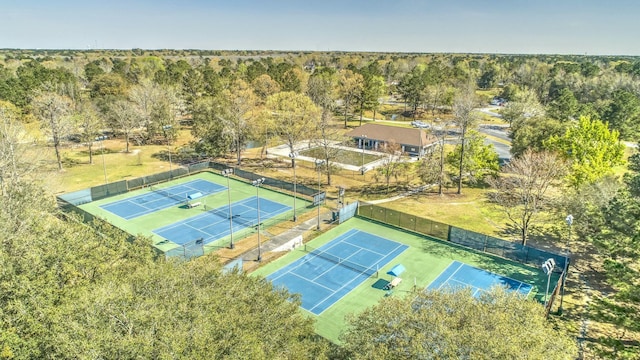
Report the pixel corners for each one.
[345,123,437,148]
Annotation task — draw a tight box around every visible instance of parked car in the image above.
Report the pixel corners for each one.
[490,97,507,106]
[411,120,431,129]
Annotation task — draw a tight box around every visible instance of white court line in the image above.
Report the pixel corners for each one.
[306,234,408,314]
[426,261,464,290]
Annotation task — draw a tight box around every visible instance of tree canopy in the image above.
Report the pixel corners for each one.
[340,288,578,360]
[544,116,625,188]
[0,180,328,359]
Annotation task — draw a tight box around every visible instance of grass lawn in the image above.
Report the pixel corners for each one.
[298,147,384,167]
[380,187,508,238]
[252,217,555,343]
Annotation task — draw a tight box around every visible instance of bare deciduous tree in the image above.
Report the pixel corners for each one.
[488,150,567,246]
[75,101,104,164]
[108,100,140,153]
[376,141,404,194]
[453,85,480,194]
[266,92,320,166]
[308,71,341,185]
[32,92,74,170]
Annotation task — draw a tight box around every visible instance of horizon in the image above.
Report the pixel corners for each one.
[2,1,639,56]
[1,48,637,58]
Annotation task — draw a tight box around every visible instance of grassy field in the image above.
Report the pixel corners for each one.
[298,147,383,167]
[252,217,556,343]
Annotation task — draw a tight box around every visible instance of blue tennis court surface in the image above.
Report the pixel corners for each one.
[427,260,533,297]
[267,229,409,315]
[153,196,290,246]
[100,179,225,220]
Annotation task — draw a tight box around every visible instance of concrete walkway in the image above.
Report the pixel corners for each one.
[240,210,335,264]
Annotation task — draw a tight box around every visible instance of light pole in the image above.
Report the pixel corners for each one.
[542,258,556,308]
[559,214,574,314]
[222,169,234,249]
[315,160,325,230]
[95,135,108,184]
[162,125,173,176]
[361,135,367,175]
[289,152,299,222]
[252,177,265,261]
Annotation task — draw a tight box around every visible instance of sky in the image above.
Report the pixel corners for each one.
[1,0,639,56]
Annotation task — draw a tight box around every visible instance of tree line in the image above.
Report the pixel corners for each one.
[2,49,640,357]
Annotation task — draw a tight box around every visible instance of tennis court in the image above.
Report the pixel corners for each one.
[100,179,225,220]
[427,260,533,297]
[153,196,290,246]
[266,229,409,315]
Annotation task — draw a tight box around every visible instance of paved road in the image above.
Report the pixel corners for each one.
[476,106,503,118]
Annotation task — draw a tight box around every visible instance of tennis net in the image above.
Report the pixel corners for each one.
[206,206,260,228]
[150,185,186,203]
[304,244,378,277]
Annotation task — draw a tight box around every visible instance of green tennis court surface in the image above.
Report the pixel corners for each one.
[100,179,225,219]
[254,217,556,342]
[266,229,408,315]
[153,196,290,246]
[427,260,533,297]
[77,172,310,255]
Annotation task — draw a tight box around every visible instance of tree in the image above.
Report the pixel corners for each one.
[375,141,404,194]
[452,85,480,194]
[31,91,74,170]
[500,87,545,127]
[0,180,328,359]
[341,287,577,359]
[418,122,451,195]
[108,99,140,153]
[129,78,161,141]
[397,66,426,118]
[252,73,281,102]
[90,73,129,100]
[151,87,181,145]
[190,97,230,158]
[477,64,499,89]
[84,60,105,83]
[510,117,565,158]
[488,150,567,245]
[74,101,104,164]
[446,130,500,185]
[217,79,258,165]
[0,101,39,196]
[361,74,386,124]
[266,92,320,164]
[182,67,206,110]
[128,56,165,82]
[337,69,364,128]
[603,89,640,140]
[579,146,640,358]
[58,260,327,359]
[547,87,579,121]
[417,144,444,188]
[544,116,625,188]
[307,69,341,185]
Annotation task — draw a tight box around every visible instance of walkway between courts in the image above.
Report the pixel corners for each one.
[239,210,334,266]
[236,182,431,268]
